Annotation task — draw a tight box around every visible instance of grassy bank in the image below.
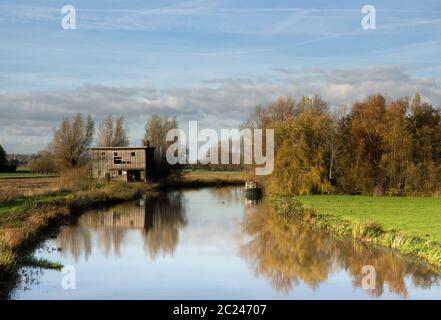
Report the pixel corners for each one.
[162,171,246,188]
[0,181,151,280]
[0,171,246,281]
[272,195,441,268]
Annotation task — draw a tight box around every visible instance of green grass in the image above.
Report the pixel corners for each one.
[0,172,58,178]
[272,195,441,267]
[0,191,70,218]
[20,255,63,270]
[297,195,441,243]
[0,166,58,178]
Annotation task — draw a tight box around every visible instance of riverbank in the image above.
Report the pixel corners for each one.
[0,182,150,280]
[272,196,441,268]
[160,171,246,188]
[0,171,246,282]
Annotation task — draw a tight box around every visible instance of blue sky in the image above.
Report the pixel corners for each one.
[1,0,441,152]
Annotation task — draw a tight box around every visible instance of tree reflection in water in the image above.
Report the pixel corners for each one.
[56,192,187,261]
[239,199,440,297]
[143,192,187,259]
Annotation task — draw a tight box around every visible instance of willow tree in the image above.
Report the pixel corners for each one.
[269,104,333,195]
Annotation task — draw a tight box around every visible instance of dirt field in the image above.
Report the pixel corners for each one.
[0,177,60,202]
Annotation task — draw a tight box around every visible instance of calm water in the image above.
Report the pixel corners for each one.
[11,187,441,299]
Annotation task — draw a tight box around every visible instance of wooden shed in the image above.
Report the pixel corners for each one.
[91,146,155,182]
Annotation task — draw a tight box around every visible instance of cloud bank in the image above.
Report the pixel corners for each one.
[1,65,440,153]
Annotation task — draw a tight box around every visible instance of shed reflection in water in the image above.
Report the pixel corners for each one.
[56,191,187,261]
[239,199,440,297]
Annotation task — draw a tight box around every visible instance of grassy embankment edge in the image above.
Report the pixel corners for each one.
[0,172,246,280]
[271,195,441,269]
[0,182,151,279]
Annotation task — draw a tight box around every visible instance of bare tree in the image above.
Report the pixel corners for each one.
[96,115,129,147]
[29,145,55,173]
[53,113,94,168]
[143,114,178,178]
[113,116,130,147]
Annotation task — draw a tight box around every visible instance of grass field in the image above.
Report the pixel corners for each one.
[0,166,58,179]
[297,195,441,243]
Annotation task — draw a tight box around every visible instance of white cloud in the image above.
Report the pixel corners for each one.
[1,65,440,153]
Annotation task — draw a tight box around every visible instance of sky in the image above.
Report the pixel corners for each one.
[1,0,441,153]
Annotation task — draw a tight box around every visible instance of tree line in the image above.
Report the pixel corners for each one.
[243,93,441,196]
[29,114,177,178]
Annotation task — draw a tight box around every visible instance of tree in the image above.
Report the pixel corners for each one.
[380,98,411,192]
[143,115,178,178]
[96,115,129,147]
[267,96,295,122]
[29,147,55,173]
[404,94,441,193]
[242,92,441,195]
[0,144,7,167]
[269,104,333,195]
[347,94,387,194]
[52,113,94,169]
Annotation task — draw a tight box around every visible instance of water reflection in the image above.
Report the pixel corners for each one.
[239,199,440,297]
[9,187,441,299]
[56,191,187,261]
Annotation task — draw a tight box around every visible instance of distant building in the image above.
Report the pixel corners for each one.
[91,146,155,182]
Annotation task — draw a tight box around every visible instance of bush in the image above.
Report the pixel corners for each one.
[59,164,95,191]
[0,165,17,173]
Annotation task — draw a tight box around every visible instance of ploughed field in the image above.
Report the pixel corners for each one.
[0,177,60,202]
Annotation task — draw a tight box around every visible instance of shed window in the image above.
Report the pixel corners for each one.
[131,152,135,156]
[114,152,118,156]
[114,157,122,164]
[101,152,105,156]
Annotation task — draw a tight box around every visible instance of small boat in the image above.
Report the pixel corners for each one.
[244,181,263,199]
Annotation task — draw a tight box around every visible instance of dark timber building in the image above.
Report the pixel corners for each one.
[91,146,155,182]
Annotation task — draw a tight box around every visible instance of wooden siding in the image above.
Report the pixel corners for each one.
[92,148,146,180]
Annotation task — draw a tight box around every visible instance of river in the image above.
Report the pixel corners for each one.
[11,186,441,299]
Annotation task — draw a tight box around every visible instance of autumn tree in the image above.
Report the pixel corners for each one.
[267,95,296,122]
[380,98,411,192]
[269,100,333,195]
[345,94,387,194]
[52,113,94,169]
[405,94,441,193]
[244,93,441,195]
[96,115,130,147]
